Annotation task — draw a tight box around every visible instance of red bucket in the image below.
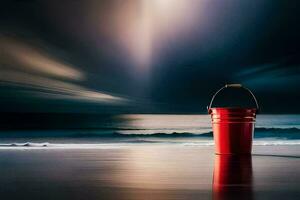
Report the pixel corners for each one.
[208,84,259,155]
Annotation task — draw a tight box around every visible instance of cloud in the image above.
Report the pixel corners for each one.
[0,37,84,81]
[235,55,300,91]
[0,36,127,104]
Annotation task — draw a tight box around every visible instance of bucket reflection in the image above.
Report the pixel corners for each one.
[213,155,253,200]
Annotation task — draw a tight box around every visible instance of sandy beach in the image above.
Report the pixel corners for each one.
[0,144,299,200]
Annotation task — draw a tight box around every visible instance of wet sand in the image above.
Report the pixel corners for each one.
[0,145,299,200]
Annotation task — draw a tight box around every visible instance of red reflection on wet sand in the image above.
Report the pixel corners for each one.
[213,155,253,200]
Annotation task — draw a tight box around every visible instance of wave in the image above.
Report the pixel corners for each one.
[0,142,50,147]
[0,143,122,149]
[113,132,213,137]
[114,127,300,139]
[0,127,300,139]
[1,140,300,149]
[254,127,300,139]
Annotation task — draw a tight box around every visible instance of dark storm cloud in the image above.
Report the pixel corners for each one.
[0,0,299,113]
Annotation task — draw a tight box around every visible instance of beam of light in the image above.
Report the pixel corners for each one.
[111,0,203,71]
[0,37,127,104]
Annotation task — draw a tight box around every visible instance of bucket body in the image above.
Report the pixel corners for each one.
[209,108,257,155]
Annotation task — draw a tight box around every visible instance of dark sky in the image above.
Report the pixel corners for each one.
[0,0,299,114]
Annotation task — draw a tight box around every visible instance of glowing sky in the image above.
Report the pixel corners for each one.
[110,0,202,70]
[0,0,299,113]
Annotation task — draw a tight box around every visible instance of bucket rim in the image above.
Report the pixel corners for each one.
[209,107,257,110]
[208,107,257,114]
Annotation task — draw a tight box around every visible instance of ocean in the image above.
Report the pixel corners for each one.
[1,114,300,200]
[0,114,299,148]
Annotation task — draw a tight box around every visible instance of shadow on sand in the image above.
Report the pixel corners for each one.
[253,154,300,159]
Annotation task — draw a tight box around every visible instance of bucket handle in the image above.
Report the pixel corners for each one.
[207,84,259,113]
